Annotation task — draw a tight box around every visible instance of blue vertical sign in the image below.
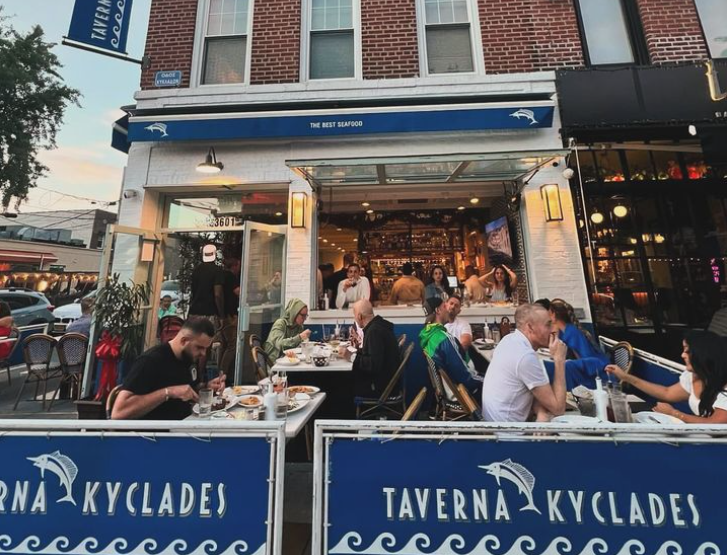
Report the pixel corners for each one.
[67,0,134,54]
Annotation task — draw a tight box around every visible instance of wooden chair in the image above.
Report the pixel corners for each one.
[251,346,271,381]
[249,334,274,368]
[439,369,477,421]
[106,384,123,419]
[401,387,427,421]
[355,342,414,419]
[423,352,469,421]
[611,341,634,374]
[50,333,89,409]
[457,384,483,421]
[0,327,21,385]
[14,334,61,411]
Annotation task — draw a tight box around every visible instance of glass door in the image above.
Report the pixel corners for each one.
[235,222,287,384]
[80,225,160,399]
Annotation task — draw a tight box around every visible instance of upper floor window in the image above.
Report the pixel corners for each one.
[695,0,727,59]
[202,0,251,84]
[576,0,641,65]
[308,0,356,79]
[420,0,475,74]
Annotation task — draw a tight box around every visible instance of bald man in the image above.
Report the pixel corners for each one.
[482,304,567,422]
[341,300,401,398]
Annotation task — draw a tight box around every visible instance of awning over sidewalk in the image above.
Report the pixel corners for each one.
[0,249,58,264]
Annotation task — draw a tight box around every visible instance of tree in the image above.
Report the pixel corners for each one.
[0,13,80,208]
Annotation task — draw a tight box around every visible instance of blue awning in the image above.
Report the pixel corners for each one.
[126,102,555,144]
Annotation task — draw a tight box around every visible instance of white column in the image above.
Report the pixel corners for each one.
[520,161,592,320]
[284,179,316,306]
[117,143,159,231]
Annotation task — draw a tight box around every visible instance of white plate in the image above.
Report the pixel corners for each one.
[551,414,604,424]
[193,396,239,415]
[572,385,594,400]
[632,411,682,425]
[237,395,264,408]
[226,385,260,397]
[474,338,494,345]
[277,358,301,366]
[288,385,321,396]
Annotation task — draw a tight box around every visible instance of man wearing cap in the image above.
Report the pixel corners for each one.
[188,244,226,339]
[419,297,481,396]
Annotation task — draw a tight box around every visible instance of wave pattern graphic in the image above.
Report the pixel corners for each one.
[328,533,721,555]
[0,536,263,555]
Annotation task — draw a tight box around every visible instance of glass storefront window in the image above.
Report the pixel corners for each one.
[651,151,684,180]
[593,150,625,182]
[164,192,288,231]
[624,150,655,181]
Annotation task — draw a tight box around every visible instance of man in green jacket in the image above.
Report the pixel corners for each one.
[264,298,312,361]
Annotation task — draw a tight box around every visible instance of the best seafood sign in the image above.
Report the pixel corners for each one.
[0,434,275,555]
[322,437,724,555]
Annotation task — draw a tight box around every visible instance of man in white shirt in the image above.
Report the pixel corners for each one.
[335,263,371,309]
[482,303,567,422]
[444,295,472,351]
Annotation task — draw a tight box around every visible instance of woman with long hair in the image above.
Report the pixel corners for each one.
[607,330,727,423]
[482,264,517,302]
[547,298,609,390]
[424,265,453,301]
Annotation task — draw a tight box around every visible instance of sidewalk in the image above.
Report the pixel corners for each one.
[0,364,77,419]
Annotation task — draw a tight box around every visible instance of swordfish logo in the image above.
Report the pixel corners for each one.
[479,459,541,514]
[27,451,78,505]
[509,108,539,125]
[145,122,169,137]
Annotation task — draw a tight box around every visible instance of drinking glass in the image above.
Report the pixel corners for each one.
[198,388,213,419]
[610,390,632,423]
[301,341,313,363]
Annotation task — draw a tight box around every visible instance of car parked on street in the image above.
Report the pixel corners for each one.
[0,289,55,328]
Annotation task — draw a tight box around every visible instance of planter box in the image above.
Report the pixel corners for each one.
[75,398,106,420]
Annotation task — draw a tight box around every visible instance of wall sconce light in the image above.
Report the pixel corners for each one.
[291,192,307,228]
[540,184,563,222]
[613,204,628,218]
[196,147,224,173]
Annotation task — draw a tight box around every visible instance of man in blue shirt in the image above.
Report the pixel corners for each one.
[66,297,94,337]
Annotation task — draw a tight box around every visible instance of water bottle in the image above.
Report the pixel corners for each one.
[323,293,329,310]
[264,382,277,421]
[594,378,609,422]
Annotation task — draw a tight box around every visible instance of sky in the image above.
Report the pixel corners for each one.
[2,0,152,213]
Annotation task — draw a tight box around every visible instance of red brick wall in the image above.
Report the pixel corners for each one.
[250,0,301,84]
[361,0,420,79]
[477,0,584,73]
[636,0,708,63]
[140,0,199,90]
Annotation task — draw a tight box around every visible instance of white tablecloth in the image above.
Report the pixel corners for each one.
[271,358,353,373]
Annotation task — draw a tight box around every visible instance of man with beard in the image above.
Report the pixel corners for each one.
[112,318,226,420]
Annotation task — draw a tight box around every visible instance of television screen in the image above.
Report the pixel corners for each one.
[485,216,513,264]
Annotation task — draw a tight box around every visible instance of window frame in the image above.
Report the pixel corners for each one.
[574,0,649,67]
[694,0,727,60]
[190,0,256,88]
[415,0,485,77]
[300,0,362,82]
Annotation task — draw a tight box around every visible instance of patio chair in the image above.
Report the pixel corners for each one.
[355,342,414,419]
[397,333,407,350]
[249,334,274,367]
[457,384,482,420]
[0,327,21,385]
[423,352,469,421]
[251,346,271,381]
[611,341,634,375]
[439,369,478,421]
[106,384,123,419]
[401,387,427,421]
[13,334,61,411]
[50,333,88,409]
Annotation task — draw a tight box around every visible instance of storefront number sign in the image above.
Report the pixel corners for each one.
[0,432,278,555]
[209,216,243,228]
[318,433,724,555]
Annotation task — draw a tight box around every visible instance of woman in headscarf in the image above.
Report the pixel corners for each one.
[263,298,311,361]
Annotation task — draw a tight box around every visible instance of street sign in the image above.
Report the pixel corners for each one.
[154,71,183,88]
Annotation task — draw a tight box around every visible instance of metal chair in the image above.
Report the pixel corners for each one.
[423,352,469,421]
[50,333,89,409]
[14,334,61,411]
[439,369,478,421]
[249,334,274,368]
[401,387,427,421]
[158,315,184,344]
[355,342,414,419]
[611,341,634,374]
[457,384,483,420]
[0,327,21,385]
[251,346,271,381]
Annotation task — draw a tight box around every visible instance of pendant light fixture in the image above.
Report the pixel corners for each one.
[196,147,224,173]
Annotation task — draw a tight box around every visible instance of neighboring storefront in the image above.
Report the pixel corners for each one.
[557,61,727,359]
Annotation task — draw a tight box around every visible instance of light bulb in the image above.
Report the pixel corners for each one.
[613,204,628,218]
[591,212,604,224]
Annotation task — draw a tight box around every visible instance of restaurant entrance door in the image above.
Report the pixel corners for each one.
[235,221,287,384]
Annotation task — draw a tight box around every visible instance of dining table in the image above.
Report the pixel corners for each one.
[271,357,353,373]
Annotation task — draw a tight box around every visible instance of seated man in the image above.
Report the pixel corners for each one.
[340,300,400,398]
[419,297,481,396]
[482,304,567,422]
[444,295,472,351]
[66,297,94,337]
[112,317,226,420]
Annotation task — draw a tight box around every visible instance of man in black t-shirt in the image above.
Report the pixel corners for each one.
[111,318,226,420]
[188,244,226,325]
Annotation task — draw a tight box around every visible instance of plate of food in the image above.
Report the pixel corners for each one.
[288,385,320,395]
[238,395,264,408]
[193,395,238,415]
[632,411,682,425]
[278,353,301,366]
[551,414,604,424]
[226,385,260,397]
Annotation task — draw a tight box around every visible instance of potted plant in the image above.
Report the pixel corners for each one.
[76,273,150,419]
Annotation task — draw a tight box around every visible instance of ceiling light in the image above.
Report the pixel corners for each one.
[366,209,374,214]
[361,201,370,207]
[654,234,665,244]
[613,204,628,218]
[322,239,328,243]
[469,197,480,205]
[457,206,465,211]
[196,147,224,173]
[590,211,604,224]
[353,238,358,242]
[275,212,283,217]
[688,124,697,136]
[331,243,336,247]
[336,228,342,232]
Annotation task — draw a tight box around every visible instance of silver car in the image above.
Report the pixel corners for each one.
[0,289,55,327]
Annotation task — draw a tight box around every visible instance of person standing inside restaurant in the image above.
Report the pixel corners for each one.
[264,298,312,361]
[420,298,481,395]
[482,304,567,422]
[67,296,94,337]
[111,317,226,420]
[463,265,487,304]
[340,300,400,397]
[188,244,226,331]
[482,264,517,302]
[425,265,453,301]
[158,295,177,320]
[335,263,371,309]
[606,330,727,423]
[389,262,426,305]
[329,253,355,307]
